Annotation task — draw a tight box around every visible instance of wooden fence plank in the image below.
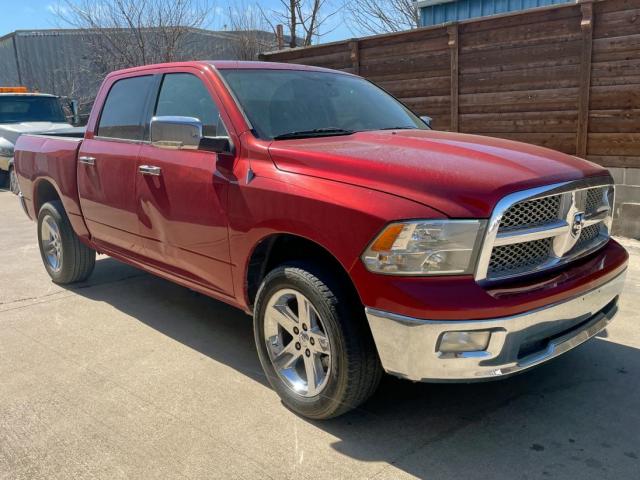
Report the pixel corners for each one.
[460,111,578,133]
[587,155,640,167]
[589,108,640,131]
[588,133,640,155]
[459,88,580,114]
[590,84,640,109]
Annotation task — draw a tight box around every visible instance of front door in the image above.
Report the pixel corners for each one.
[78,74,155,255]
[135,71,234,296]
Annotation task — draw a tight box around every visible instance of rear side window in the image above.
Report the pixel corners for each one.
[97,75,153,140]
[155,73,226,137]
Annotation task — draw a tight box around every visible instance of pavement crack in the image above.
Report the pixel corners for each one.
[0,290,65,306]
[0,273,147,313]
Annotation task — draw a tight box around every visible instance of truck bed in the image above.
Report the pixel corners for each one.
[14,133,85,222]
[37,127,86,138]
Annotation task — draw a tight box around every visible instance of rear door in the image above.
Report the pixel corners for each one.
[135,70,234,296]
[78,75,155,254]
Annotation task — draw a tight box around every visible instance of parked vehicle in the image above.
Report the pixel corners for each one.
[0,87,81,194]
[14,61,628,419]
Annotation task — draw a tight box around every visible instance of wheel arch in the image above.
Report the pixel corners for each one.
[34,178,63,214]
[245,233,362,313]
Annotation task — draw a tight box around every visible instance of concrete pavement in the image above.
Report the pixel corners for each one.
[1,188,639,480]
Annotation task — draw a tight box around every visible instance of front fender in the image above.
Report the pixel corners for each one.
[228,170,444,310]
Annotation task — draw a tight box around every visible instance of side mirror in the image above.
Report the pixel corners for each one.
[420,115,433,129]
[199,136,234,154]
[150,116,203,149]
[69,99,80,126]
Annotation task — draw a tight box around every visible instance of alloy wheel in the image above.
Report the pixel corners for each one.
[263,289,332,397]
[41,215,63,272]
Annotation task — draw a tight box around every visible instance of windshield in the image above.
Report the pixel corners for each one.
[0,96,66,124]
[218,69,428,140]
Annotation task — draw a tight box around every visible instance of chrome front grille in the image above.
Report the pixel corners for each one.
[570,223,601,254]
[476,178,614,281]
[498,195,561,231]
[489,238,553,276]
[585,187,606,214]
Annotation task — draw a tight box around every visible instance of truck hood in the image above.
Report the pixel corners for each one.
[0,122,74,144]
[267,130,608,218]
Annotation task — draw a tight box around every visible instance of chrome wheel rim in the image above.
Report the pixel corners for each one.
[41,215,62,272]
[264,289,332,397]
[9,170,18,194]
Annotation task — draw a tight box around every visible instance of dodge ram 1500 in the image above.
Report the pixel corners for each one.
[14,61,628,419]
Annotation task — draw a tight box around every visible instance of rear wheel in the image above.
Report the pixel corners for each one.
[254,262,382,419]
[9,166,19,194]
[37,201,96,284]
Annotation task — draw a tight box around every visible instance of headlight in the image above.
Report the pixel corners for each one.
[0,138,14,158]
[361,220,486,275]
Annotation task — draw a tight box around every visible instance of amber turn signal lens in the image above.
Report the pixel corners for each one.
[369,223,405,252]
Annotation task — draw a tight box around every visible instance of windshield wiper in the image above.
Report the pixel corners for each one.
[273,128,355,140]
[375,126,418,131]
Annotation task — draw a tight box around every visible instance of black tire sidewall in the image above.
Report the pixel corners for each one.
[254,264,353,419]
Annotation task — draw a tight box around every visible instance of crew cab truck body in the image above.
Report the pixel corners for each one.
[15,61,628,419]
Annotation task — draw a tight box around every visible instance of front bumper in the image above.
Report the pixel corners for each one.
[17,192,29,217]
[365,269,626,381]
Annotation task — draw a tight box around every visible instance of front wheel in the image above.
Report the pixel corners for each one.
[254,262,382,419]
[37,201,96,284]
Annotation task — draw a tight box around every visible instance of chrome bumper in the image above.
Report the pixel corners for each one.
[17,192,29,217]
[365,270,626,381]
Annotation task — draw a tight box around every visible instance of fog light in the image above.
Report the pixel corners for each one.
[438,331,491,353]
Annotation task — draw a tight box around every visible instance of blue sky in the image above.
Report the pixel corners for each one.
[0,0,351,42]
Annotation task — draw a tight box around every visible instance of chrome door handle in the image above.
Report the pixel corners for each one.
[138,165,162,176]
[79,156,96,166]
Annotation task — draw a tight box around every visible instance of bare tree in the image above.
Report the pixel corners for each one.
[225,2,277,60]
[343,0,419,35]
[52,0,216,74]
[260,0,338,48]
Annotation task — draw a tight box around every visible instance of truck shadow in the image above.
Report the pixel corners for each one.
[66,257,640,480]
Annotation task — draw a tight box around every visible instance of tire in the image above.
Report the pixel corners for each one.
[9,166,19,194]
[0,170,7,189]
[37,200,96,284]
[254,262,382,419]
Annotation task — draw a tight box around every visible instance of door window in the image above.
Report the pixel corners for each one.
[155,73,227,137]
[97,75,154,140]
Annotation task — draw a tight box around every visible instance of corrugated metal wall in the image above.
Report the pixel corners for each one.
[13,31,96,101]
[419,0,572,26]
[0,36,20,85]
[0,29,276,118]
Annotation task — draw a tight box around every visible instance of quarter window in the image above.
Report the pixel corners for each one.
[97,75,154,140]
[155,73,227,137]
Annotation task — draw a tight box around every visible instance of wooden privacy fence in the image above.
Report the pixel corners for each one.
[260,0,640,169]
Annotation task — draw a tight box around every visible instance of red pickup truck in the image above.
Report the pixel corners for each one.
[15,61,628,419]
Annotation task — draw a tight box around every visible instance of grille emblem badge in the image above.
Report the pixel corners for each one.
[571,211,585,238]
